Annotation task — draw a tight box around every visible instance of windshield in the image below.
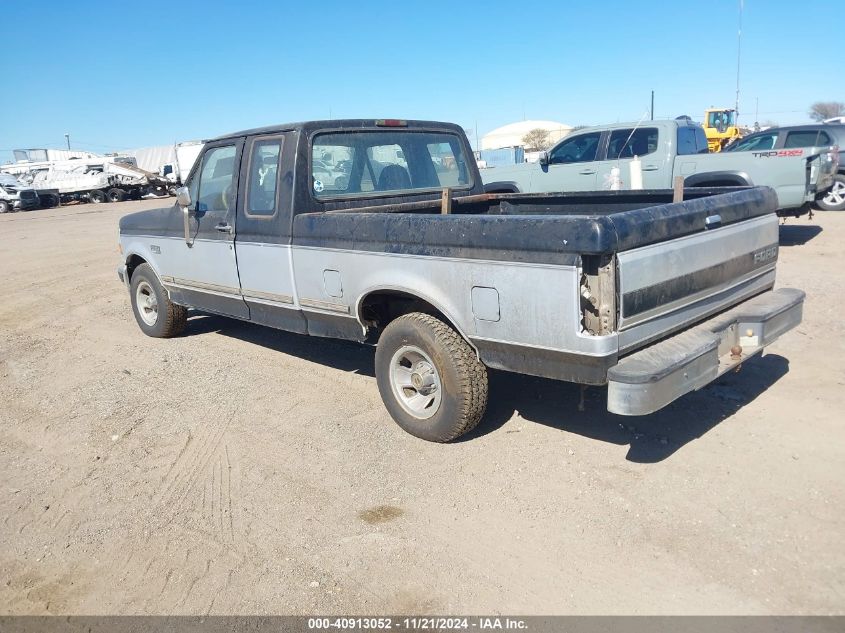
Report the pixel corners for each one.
[707,110,735,129]
[724,132,777,152]
[311,130,472,199]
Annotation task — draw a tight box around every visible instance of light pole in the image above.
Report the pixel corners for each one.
[64,133,70,150]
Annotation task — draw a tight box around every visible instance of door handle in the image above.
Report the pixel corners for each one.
[579,169,597,175]
[215,222,233,234]
[642,165,659,171]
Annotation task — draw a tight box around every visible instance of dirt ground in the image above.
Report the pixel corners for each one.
[0,199,843,615]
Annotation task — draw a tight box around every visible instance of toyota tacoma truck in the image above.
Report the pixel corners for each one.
[117,119,804,442]
[481,118,839,217]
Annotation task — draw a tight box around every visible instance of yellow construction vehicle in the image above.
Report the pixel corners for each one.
[703,108,742,152]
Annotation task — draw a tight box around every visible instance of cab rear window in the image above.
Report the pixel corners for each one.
[311,131,472,199]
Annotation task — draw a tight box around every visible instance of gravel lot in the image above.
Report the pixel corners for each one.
[1,199,843,615]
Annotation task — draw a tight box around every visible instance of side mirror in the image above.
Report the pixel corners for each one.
[176,187,193,247]
[539,152,549,167]
[175,186,191,208]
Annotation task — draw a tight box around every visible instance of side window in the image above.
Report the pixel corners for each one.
[817,131,832,146]
[246,139,282,216]
[548,132,601,164]
[607,127,658,159]
[194,145,237,213]
[677,127,698,155]
[784,131,820,148]
[678,126,709,155]
[695,127,709,153]
[729,133,777,152]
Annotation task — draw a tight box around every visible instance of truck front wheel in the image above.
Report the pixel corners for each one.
[129,263,187,338]
[375,312,488,442]
[0,200,9,213]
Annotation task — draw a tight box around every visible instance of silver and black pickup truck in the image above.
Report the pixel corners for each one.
[117,119,804,442]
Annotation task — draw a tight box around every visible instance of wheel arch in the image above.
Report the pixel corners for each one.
[356,286,478,354]
[123,248,168,294]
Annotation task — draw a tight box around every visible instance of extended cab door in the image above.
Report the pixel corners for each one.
[593,126,667,189]
[535,131,601,191]
[165,139,249,318]
[233,133,307,333]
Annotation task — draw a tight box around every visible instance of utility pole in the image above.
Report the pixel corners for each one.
[735,0,743,123]
[650,91,654,120]
[64,133,70,150]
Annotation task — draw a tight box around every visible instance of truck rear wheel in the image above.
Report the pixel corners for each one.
[89,190,106,204]
[129,263,187,338]
[375,312,488,442]
[107,188,126,203]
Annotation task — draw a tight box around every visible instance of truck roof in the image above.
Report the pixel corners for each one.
[210,119,467,142]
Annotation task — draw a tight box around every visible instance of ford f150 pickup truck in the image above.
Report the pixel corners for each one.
[117,119,805,442]
[481,119,839,217]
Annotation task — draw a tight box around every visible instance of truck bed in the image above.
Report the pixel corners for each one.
[297,186,776,259]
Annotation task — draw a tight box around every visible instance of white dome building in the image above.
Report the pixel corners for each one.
[480,120,573,150]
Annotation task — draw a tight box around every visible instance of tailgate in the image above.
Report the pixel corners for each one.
[616,213,780,352]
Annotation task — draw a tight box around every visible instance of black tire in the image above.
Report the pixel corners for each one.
[129,263,187,338]
[107,188,126,203]
[40,193,60,208]
[816,174,845,211]
[0,200,9,213]
[89,190,106,204]
[375,312,488,442]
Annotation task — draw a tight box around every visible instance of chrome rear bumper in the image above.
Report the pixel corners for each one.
[607,288,804,415]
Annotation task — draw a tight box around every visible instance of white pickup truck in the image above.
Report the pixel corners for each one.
[481,119,839,217]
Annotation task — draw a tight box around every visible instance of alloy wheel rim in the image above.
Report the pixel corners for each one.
[823,181,845,206]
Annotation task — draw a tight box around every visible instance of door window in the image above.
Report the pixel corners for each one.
[193,145,237,213]
[548,132,601,164]
[246,139,282,216]
[607,127,658,159]
[677,126,709,155]
[784,131,820,148]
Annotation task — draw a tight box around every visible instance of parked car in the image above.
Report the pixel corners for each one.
[724,124,845,211]
[480,119,838,217]
[117,119,804,442]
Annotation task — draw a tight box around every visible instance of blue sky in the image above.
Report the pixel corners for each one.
[0,0,840,162]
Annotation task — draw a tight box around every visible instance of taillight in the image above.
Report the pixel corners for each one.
[375,119,407,127]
